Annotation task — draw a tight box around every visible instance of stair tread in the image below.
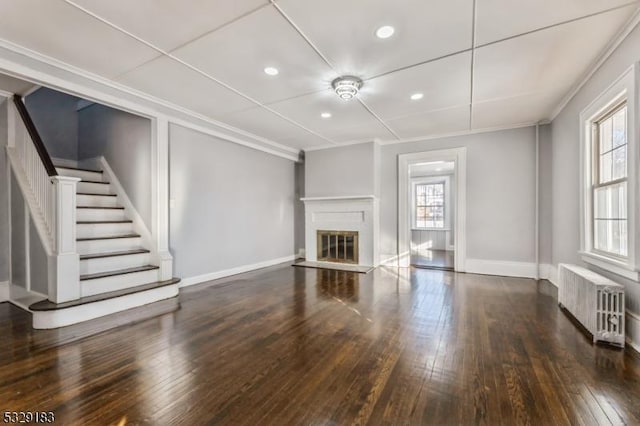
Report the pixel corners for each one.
[77,192,117,197]
[29,278,180,311]
[80,265,159,281]
[77,233,140,241]
[80,249,151,260]
[77,220,133,224]
[77,206,124,210]
[56,166,103,173]
[80,180,110,185]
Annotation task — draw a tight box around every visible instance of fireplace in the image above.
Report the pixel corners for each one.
[302,195,379,267]
[317,230,358,263]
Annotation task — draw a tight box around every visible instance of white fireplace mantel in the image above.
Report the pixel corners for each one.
[302,195,379,267]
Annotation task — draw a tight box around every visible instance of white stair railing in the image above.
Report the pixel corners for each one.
[6,96,80,303]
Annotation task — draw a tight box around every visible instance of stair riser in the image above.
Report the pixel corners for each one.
[77,182,112,195]
[80,253,151,275]
[77,194,118,208]
[77,222,134,239]
[77,237,142,255]
[81,269,160,297]
[76,208,125,222]
[57,168,104,182]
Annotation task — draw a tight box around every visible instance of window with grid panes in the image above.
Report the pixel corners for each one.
[592,102,628,257]
[415,183,445,229]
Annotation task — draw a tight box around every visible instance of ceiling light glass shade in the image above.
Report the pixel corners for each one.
[376,25,395,39]
[332,76,363,101]
[321,112,332,118]
[410,93,424,100]
[264,67,279,76]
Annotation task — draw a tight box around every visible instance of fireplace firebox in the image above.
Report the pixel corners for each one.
[317,230,359,264]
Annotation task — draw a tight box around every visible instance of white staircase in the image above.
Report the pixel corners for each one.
[56,165,161,298]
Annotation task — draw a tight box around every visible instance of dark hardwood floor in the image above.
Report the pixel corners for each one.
[1,264,640,425]
[411,249,455,270]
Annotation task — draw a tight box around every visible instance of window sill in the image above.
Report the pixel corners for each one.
[580,251,639,282]
[412,228,450,232]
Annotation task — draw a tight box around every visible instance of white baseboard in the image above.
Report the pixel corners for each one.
[179,254,298,288]
[379,253,401,267]
[466,259,538,279]
[0,281,8,302]
[626,310,640,353]
[539,263,558,287]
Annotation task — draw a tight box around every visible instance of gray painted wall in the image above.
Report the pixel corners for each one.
[169,124,296,279]
[25,87,80,161]
[305,142,376,197]
[10,171,25,289]
[294,161,305,254]
[78,104,152,229]
[550,24,640,313]
[0,99,8,282]
[539,124,553,265]
[380,127,537,262]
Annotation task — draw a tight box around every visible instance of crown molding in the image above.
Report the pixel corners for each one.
[0,38,301,162]
[549,6,640,121]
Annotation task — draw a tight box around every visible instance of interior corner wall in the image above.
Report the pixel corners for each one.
[380,127,537,263]
[549,22,640,343]
[78,104,152,230]
[25,87,80,161]
[168,124,296,280]
[294,161,305,254]
[538,123,553,265]
[0,98,9,283]
[305,142,376,197]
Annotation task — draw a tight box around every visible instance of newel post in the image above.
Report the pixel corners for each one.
[48,176,81,303]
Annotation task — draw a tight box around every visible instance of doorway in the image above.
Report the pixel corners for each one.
[409,166,455,270]
[397,148,466,271]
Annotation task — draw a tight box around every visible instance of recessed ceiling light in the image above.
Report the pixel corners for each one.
[376,25,395,39]
[264,67,279,76]
[321,112,332,118]
[410,93,424,100]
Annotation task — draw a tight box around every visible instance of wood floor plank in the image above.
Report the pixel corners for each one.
[2,264,640,425]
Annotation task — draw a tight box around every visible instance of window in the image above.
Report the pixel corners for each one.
[579,64,637,281]
[592,103,627,257]
[415,182,444,228]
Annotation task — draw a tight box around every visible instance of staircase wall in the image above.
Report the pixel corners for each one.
[169,124,297,282]
[25,87,80,161]
[78,104,152,230]
[0,99,9,284]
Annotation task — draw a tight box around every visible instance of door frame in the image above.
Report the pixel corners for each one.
[398,147,467,271]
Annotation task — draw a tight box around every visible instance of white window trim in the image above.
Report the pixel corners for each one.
[579,63,639,281]
[411,176,451,231]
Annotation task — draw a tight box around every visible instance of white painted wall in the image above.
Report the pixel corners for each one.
[380,127,537,264]
[549,22,640,348]
[169,124,297,283]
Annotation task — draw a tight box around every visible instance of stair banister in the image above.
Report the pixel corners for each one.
[7,95,80,303]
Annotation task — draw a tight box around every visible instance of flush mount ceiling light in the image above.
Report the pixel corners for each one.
[332,76,363,101]
[321,112,332,118]
[375,25,395,39]
[264,66,279,76]
[410,93,424,100]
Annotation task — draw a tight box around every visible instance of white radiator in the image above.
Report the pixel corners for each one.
[558,264,625,347]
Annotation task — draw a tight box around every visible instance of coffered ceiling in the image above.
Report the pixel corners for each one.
[0,0,637,151]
